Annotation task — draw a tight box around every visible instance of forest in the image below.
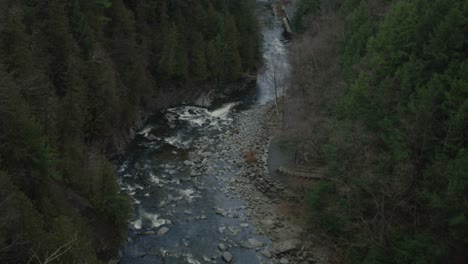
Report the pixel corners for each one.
[0,0,260,263]
[287,0,467,263]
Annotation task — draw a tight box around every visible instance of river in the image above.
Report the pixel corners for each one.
[118,1,290,263]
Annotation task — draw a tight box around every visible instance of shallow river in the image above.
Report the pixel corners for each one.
[118,1,290,263]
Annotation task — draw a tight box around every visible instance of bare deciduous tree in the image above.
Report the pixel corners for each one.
[284,14,345,162]
[27,234,78,264]
[261,53,290,120]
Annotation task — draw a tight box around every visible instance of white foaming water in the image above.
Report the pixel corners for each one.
[121,183,144,195]
[210,102,238,118]
[185,254,201,264]
[269,38,287,55]
[117,161,130,173]
[141,211,167,228]
[164,132,191,148]
[131,219,142,230]
[166,102,238,131]
[149,172,168,186]
[179,188,201,202]
[138,125,153,137]
[137,125,161,143]
[131,210,168,230]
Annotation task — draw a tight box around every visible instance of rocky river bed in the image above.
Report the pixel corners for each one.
[116,1,329,263]
[117,103,327,264]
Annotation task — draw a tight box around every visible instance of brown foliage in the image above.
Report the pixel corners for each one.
[288,176,315,195]
[276,201,308,225]
[283,14,346,160]
[243,150,257,163]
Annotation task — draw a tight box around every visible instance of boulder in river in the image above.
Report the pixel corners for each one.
[218,243,228,251]
[157,227,170,236]
[222,251,233,263]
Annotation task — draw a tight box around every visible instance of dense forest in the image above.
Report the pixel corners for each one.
[0,0,260,263]
[287,0,467,263]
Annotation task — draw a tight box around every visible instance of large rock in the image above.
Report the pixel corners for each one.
[247,238,263,248]
[272,239,300,254]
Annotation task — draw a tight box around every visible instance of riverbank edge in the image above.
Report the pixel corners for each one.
[231,101,331,264]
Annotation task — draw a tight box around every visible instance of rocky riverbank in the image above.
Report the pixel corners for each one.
[117,101,329,264]
[182,102,329,264]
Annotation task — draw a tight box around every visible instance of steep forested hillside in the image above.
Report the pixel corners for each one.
[287,0,467,263]
[0,0,260,263]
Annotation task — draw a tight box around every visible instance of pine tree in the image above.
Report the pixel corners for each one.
[158,23,180,79]
[46,0,75,97]
[191,32,209,82]
[70,0,94,59]
[223,15,242,82]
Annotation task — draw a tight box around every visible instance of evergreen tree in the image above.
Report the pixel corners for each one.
[223,15,242,82]
[191,32,209,82]
[0,1,261,262]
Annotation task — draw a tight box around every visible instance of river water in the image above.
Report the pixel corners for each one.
[118,1,290,263]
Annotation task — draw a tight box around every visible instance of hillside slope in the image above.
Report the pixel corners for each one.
[286,0,467,263]
[0,0,260,263]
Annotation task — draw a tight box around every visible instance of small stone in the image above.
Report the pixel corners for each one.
[261,249,272,258]
[280,258,289,264]
[259,219,275,228]
[157,227,170,236]
[167,194,174,203]
[222,252,233,263]
[240,223,249,228]
[218,243,228,251]
[228,226,239,235]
